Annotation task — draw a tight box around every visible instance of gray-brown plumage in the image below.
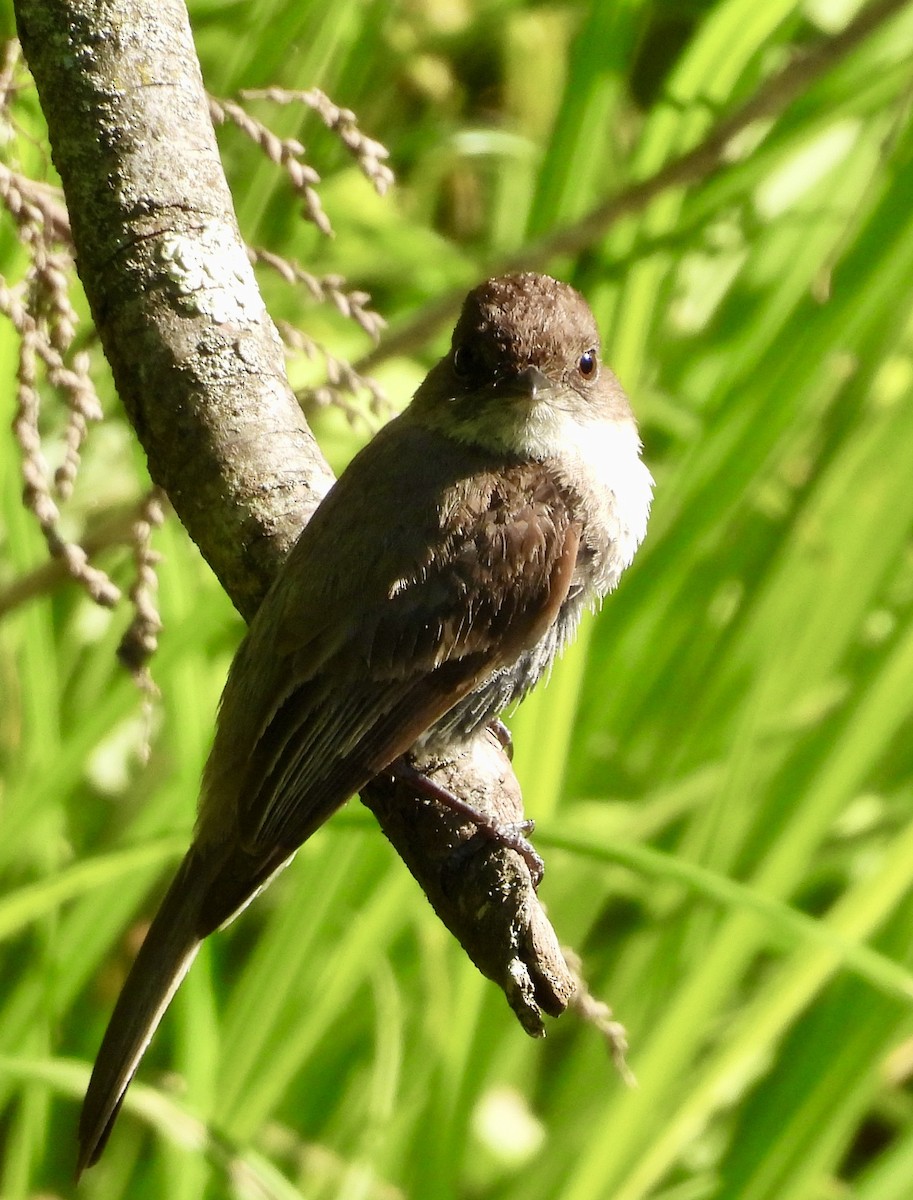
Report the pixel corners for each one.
[77,273,653,1172]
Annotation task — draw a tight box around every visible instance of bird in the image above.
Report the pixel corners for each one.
[77,271,653,1171]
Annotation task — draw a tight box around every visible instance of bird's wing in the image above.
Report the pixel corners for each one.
[233,460,580,858]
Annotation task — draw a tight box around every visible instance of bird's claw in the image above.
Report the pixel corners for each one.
[393,758,543,888]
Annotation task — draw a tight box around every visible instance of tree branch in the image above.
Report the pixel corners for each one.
[14,0,574,1044]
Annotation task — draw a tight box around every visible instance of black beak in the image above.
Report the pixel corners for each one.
[513,364,552,400]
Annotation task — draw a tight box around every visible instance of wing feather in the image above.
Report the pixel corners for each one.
[234,461,580,852]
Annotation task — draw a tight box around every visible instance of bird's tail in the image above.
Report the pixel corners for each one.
[77,835,294,1174]
[76,848,207,1176]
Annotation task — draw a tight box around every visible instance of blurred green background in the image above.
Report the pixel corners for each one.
[3,0,913,1196]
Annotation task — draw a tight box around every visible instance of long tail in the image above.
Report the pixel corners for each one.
[78,836,294,1174]
[77,848,208,1175]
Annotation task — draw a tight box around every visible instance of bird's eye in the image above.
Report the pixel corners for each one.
[453,344,475,380]
[578,350,598,379]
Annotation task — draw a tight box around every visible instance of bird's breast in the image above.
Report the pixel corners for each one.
[541,414,653,600]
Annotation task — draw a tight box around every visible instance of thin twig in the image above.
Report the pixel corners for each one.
[0,104,112,599]
[249,247,385,341]
[10,319,120,607]
[275,318,388,423]
[0,501,148,620]
[117,486,166,685]
[564,948,636,1087]
[241,86,394,195]
[0,163,72,245]
[208,94,332,235]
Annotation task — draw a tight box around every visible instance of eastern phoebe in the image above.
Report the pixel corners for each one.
[77,272,653,1170]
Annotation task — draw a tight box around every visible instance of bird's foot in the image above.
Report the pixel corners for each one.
[392,757,543,887]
